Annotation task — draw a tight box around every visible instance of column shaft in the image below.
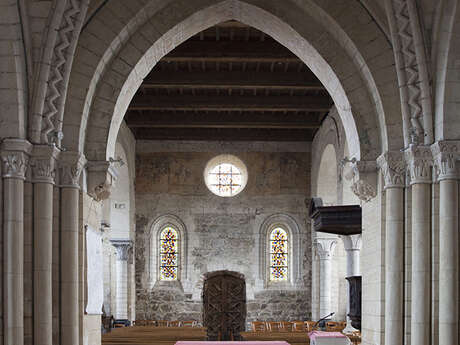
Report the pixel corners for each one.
[115,260,128,319]
[3,178,24,344]
[61,187,80,345]
[319,257,332,318]
[439,179,458,345]
[384,187,404,345]
[33,182,54,345]
[411,183,431,345]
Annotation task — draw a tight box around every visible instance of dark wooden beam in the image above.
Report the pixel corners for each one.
[128,95,333,112]
[163,40,299,63]
[142,71,325,90]
[131,127,314,141]
[125,111,321,129]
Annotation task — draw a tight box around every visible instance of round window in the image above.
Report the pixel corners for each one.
[204,155,248,197]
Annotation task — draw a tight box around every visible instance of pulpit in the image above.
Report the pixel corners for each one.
[346,276,361,330]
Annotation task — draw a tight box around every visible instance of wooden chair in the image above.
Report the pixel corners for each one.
[292,321,306,332]
[305,321,319,332]
[252,321,267,332]
[267,321,282,332]
[325,321,346,332]
[182,320,197,327]
[280,321,293,332]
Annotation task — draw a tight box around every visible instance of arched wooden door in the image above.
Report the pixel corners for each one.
[202,271,246,340]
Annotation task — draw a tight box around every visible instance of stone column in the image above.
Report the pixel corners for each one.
[377,151,406,345]
[405,145,432,345]
[342,234,362,332]
[111,240,132,320]
[1,139,32,345]
[31,145,59,345]
[59,152,84,345]
[432,141,459,345]
[314,237,338,319]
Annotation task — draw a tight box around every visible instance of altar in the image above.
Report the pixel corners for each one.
[175,342,290,345]
[308,331,350,345]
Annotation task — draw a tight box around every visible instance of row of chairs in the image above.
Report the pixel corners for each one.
[251,320,347,333]
[133,320,198,327]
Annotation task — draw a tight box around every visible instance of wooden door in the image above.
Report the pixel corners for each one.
[202,271,246,340]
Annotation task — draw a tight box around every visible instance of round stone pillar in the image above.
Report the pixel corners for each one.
[377,151,406,345]
[31,145,59,345]
[406,145,432,345]
[59,152,84,345]
[111,240,132,320]
[341,234,362,332]
[314,237,338,319]
[1,139,32,345]
[432,141,459,345]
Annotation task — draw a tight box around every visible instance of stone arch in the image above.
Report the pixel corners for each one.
[148,214,188,287]
[62,0,403,163]
[316,144,339,206]
[433,0,460,140]
[0,2,28,139]
[258,213,301,288]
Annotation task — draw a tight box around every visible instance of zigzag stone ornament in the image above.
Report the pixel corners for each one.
[385,0,433,146]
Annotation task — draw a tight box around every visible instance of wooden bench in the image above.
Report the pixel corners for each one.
[102,326,207,345]
[241,331,310,345]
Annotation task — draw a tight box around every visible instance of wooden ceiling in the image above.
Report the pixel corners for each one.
[125,21,333,141]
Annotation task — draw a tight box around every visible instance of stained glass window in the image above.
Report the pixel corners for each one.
[269,227,288,281]
[159,227,179,281]
[207,163,242,197]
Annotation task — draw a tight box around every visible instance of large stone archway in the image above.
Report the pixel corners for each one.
[60,0,402,163]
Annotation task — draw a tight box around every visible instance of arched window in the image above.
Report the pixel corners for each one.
[269,228,288,281]
[159,226,179,281]
[259,214,301,288]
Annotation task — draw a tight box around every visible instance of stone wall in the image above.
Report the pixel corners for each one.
[135,141,312,324]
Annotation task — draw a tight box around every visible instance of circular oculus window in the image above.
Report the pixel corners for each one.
[204,155,248,197]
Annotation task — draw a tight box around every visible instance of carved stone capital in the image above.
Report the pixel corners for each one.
[0,139,33,180]
[58,151,86,188]
[87,161,116,201]
[111,240,132,261]
[345,160,378,202]
[314,238,338,260]
[377,151,405,189]
[30,145,60,184]
[404,145,432,184]
[431,141,460,181]
[341,234,362,251]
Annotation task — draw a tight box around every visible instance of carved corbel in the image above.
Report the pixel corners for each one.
[344,159,378,202]
[86,160,117,201]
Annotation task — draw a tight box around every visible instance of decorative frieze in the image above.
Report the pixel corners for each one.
[314,238,337,260]
[431,141,460,181]
[377,151,406,189]
[59,151,85,188]
[404,145,432,184]
[0,139,33,180]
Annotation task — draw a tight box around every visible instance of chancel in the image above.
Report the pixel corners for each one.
[1,1,459,345]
